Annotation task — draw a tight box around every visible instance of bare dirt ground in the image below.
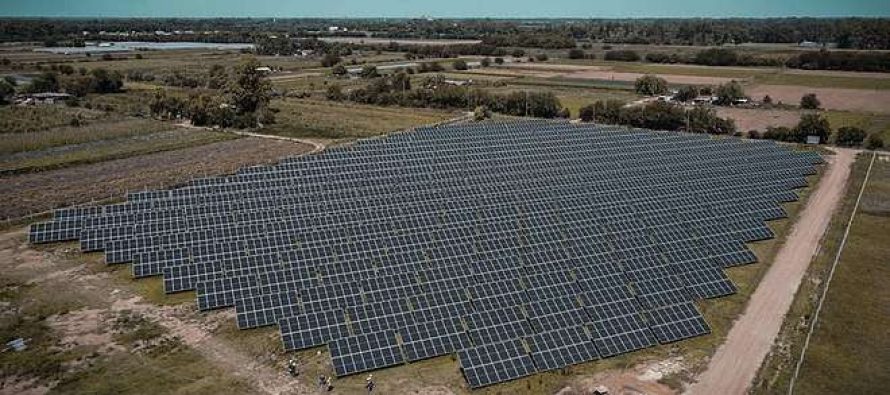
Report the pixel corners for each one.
[0,137,311,220]
[747,85,890,114]
[0,228,309,395]
[715,107,802,133]
[687,149,856,395]
[497,63,737,85]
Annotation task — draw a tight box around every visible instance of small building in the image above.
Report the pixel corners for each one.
[255,66,273,74]
[806,135,821,145]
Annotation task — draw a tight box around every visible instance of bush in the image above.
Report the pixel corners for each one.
[480,57,491,67]
[320,53,341,68]
[331,64,347,76]
[634,74,668,95]
[452,59,468,71]
[360,65,379,78]
[865,134,885,150]
[800,93,821,109]
[511,49,525,58]
[604,50,641,62]
[535,53,549,62]
[568,49,586,59]
[748,130,762,139]
[579,105,594,122]
[693,48,739,66]
[836,126,867,146]
[494,57,504,65]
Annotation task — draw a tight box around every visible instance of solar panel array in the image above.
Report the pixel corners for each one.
[29,120,821,389]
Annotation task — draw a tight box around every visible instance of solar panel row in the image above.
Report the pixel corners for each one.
[28,120,821,388]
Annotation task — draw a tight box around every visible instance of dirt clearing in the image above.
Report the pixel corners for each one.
[687,149,856,395]
[497,63,737,85]
[715,108,802,133]
[747,85,890,114]
[0,137,311,220]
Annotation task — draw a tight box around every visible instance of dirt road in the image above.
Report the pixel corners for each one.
[687,148,857,395]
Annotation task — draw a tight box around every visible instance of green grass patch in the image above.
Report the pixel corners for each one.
[790,156,890,395]
[0,106,106,134]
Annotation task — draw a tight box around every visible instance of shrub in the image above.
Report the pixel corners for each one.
[865,134,885,150]
[452,59,468,71]
[835,126,867,146]
[579,105,594,122]
[568,48,586,59]
[604,50,641,62]
[800,93,821,109]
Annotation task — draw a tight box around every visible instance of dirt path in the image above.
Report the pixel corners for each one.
[687,148,857,395]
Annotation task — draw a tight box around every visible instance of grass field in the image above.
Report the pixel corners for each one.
[0,118,176,155]
[261,98,457,139]
[789,154,890,395]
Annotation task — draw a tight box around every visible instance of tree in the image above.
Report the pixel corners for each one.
[511,49,525,58]
[762,95,773,105]
[634,74,668,95]
[865,134,885,150]
[686,106,736,134]
[226,57,273,125]
[494,57,504,65]
[604,50,641,62]
[331,64,347,77]
[568,48,586,59]
[800,93,821,109]
[535,53,549,62]
[714,80,745,106]
[207,64,227,89]
[480,57,491,67]
[835,126,867,146]
[321,53,341,68]
[88,68,124,93]
[675,85,699,102]
[3,76,16,86]
[25,72,59,93]
[0,79,14,104]
[326,84,344,101]
[452,59,468,71]
[748,130,762,139]
[149,89,186,119]
[579,105,595,122]
[795,113,830,143]
[359,65,379,78]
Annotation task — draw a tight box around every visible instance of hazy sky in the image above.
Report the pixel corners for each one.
[1,0,888,18]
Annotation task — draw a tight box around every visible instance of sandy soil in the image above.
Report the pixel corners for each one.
[0,137,311,220]
[715,108,802,133]
[687,148,856,395]
[747,85,890,114]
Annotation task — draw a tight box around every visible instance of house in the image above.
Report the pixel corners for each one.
[255,66,273,74]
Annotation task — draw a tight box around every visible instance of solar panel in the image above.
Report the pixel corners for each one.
[27,119,822,388]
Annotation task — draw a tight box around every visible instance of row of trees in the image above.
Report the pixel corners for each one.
[327,73,566,118]
[2,68,125,98]
[149,58,274,128]
[579,100,736,135]
[604,48,890,73]
[633,75,748,107]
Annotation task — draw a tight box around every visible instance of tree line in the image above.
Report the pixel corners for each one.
[327,73,566,118]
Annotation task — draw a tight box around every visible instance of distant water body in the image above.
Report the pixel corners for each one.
[35,41,254,54]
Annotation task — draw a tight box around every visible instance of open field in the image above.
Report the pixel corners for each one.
[747,85,890,114]
[716,108,802,133]
[790,154,890,395]
[0,137,311,220]
[262,98,458,139]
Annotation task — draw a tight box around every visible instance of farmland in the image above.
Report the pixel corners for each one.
[1,13,889,395]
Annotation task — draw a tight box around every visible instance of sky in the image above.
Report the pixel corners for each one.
[0,0,888,18]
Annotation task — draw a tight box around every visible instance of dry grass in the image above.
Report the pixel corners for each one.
[0,105,107,134]
[0,118,176,155]
[262,98,457,140]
